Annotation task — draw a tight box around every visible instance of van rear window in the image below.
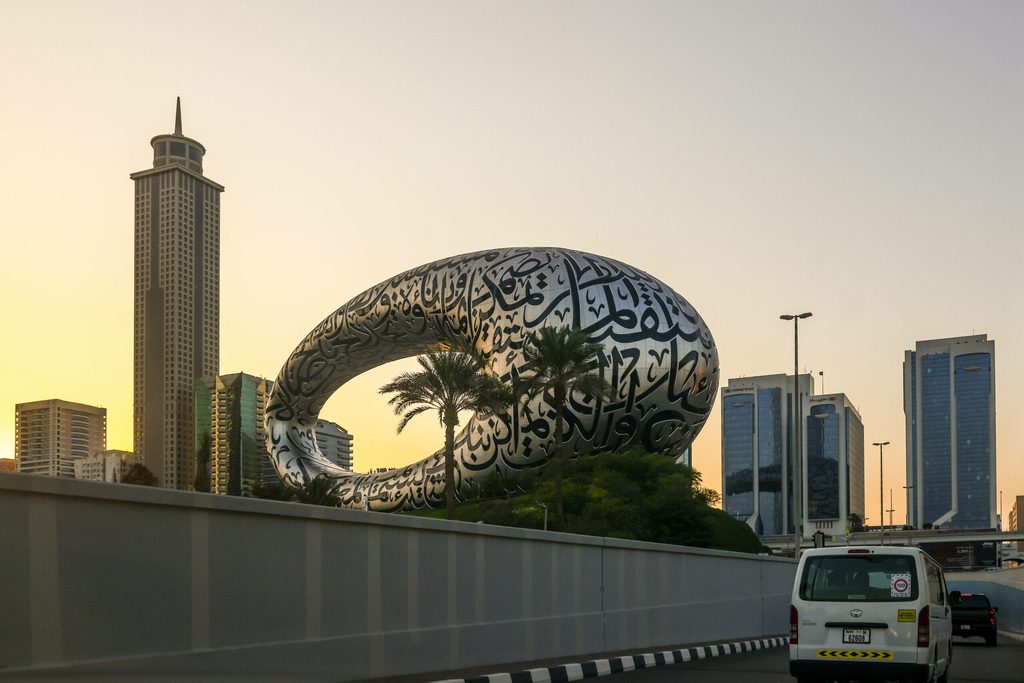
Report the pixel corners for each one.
[799,555,919,602]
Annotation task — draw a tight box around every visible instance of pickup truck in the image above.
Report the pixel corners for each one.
[949,591,998,646]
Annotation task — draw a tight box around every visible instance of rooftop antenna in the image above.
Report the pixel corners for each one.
[174,96,182,135]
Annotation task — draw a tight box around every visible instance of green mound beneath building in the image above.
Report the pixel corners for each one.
[406,450,766,554]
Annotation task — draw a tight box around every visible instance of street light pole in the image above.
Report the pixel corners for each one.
[781,312,812,558]
[873,441,890,534]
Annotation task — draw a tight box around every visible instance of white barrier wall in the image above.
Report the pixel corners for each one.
[0,473,795,682]
[946,566,1024,635]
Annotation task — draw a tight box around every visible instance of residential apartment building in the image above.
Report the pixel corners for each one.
[315,419,354,471]
[15,400,106,477]
[903,335,996,529]
[132,98,223,489]
[74,450,140,482]
[197,373,274,496]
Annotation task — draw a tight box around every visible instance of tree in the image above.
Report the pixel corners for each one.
[251,476,343,506]
[848,513,865,532]
[194,432,212,493]
[517,326,611,522]
[416,450,763,553]
[294,475,343,507]
[251,479,296,501]
[122,462,158,487]
[380,351,512,520]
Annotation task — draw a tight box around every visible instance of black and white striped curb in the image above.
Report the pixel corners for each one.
[432,636,790,683]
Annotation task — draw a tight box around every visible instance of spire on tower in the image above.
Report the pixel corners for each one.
[174,97,182,136]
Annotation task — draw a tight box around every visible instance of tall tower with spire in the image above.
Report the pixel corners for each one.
[130,98,223,489]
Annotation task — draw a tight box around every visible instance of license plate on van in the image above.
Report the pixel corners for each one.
[843,629,870,644]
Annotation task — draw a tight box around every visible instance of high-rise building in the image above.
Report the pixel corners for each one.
[131,99,223,489]
[197,373,274,497]
[721,373,814,536]
[1009,495,1024,552]
[15,400,106,477]
[674,446,692,468]
[804,393,864,537]
[1008,495,1024,551]
[903,335,996,529]
[315,419,355,470]
[74,450,140,483]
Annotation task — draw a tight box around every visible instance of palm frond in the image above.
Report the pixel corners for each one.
[396,405,433,434]
[571,373,612,401]
[519,326,607,403]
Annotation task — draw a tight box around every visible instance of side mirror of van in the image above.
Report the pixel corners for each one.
[948,591,961,605]
[994,606,999,613]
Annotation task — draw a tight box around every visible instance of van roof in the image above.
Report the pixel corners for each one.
[800,546,923,557]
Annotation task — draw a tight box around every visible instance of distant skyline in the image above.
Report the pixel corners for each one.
[1,2,1021,524]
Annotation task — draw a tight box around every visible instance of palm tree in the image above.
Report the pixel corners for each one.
[518,326,611,522]
[380,351,512,520]
[295,475,343,507]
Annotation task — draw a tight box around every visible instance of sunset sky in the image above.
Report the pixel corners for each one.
[1,1,1021,524]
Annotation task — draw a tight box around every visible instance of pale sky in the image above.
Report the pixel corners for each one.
[1,1,1021,525]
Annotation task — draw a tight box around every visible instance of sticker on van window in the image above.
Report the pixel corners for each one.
[891,573,911,598]
[898,609,916,622]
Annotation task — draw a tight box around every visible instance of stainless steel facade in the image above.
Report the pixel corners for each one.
[265,247,719,511]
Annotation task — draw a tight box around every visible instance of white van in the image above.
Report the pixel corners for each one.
[789,546,952,683]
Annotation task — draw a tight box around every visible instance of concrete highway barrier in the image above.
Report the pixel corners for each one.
[0,473,795,682]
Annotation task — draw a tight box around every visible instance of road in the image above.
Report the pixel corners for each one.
[604,633,1023,682]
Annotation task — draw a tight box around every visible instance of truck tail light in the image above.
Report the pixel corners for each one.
[790,605,799,644]
[989,608,996,625]
[917,605,930,647]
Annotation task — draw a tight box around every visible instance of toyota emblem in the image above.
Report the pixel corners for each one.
[850,609,863,618]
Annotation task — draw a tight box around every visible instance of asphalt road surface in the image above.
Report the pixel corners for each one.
[604,633,1024,682]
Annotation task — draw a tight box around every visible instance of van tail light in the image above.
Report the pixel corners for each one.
[917,605,930,647]
[790,605,799,644]
[989,609,996,625]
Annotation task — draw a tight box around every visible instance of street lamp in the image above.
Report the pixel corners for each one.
[537,502,548,531]
[873,441,890,534]
[781,311,812,558]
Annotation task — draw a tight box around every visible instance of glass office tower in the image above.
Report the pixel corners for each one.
[805,393,864,536]
[722,374,813,536]
[903,335,996,529]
